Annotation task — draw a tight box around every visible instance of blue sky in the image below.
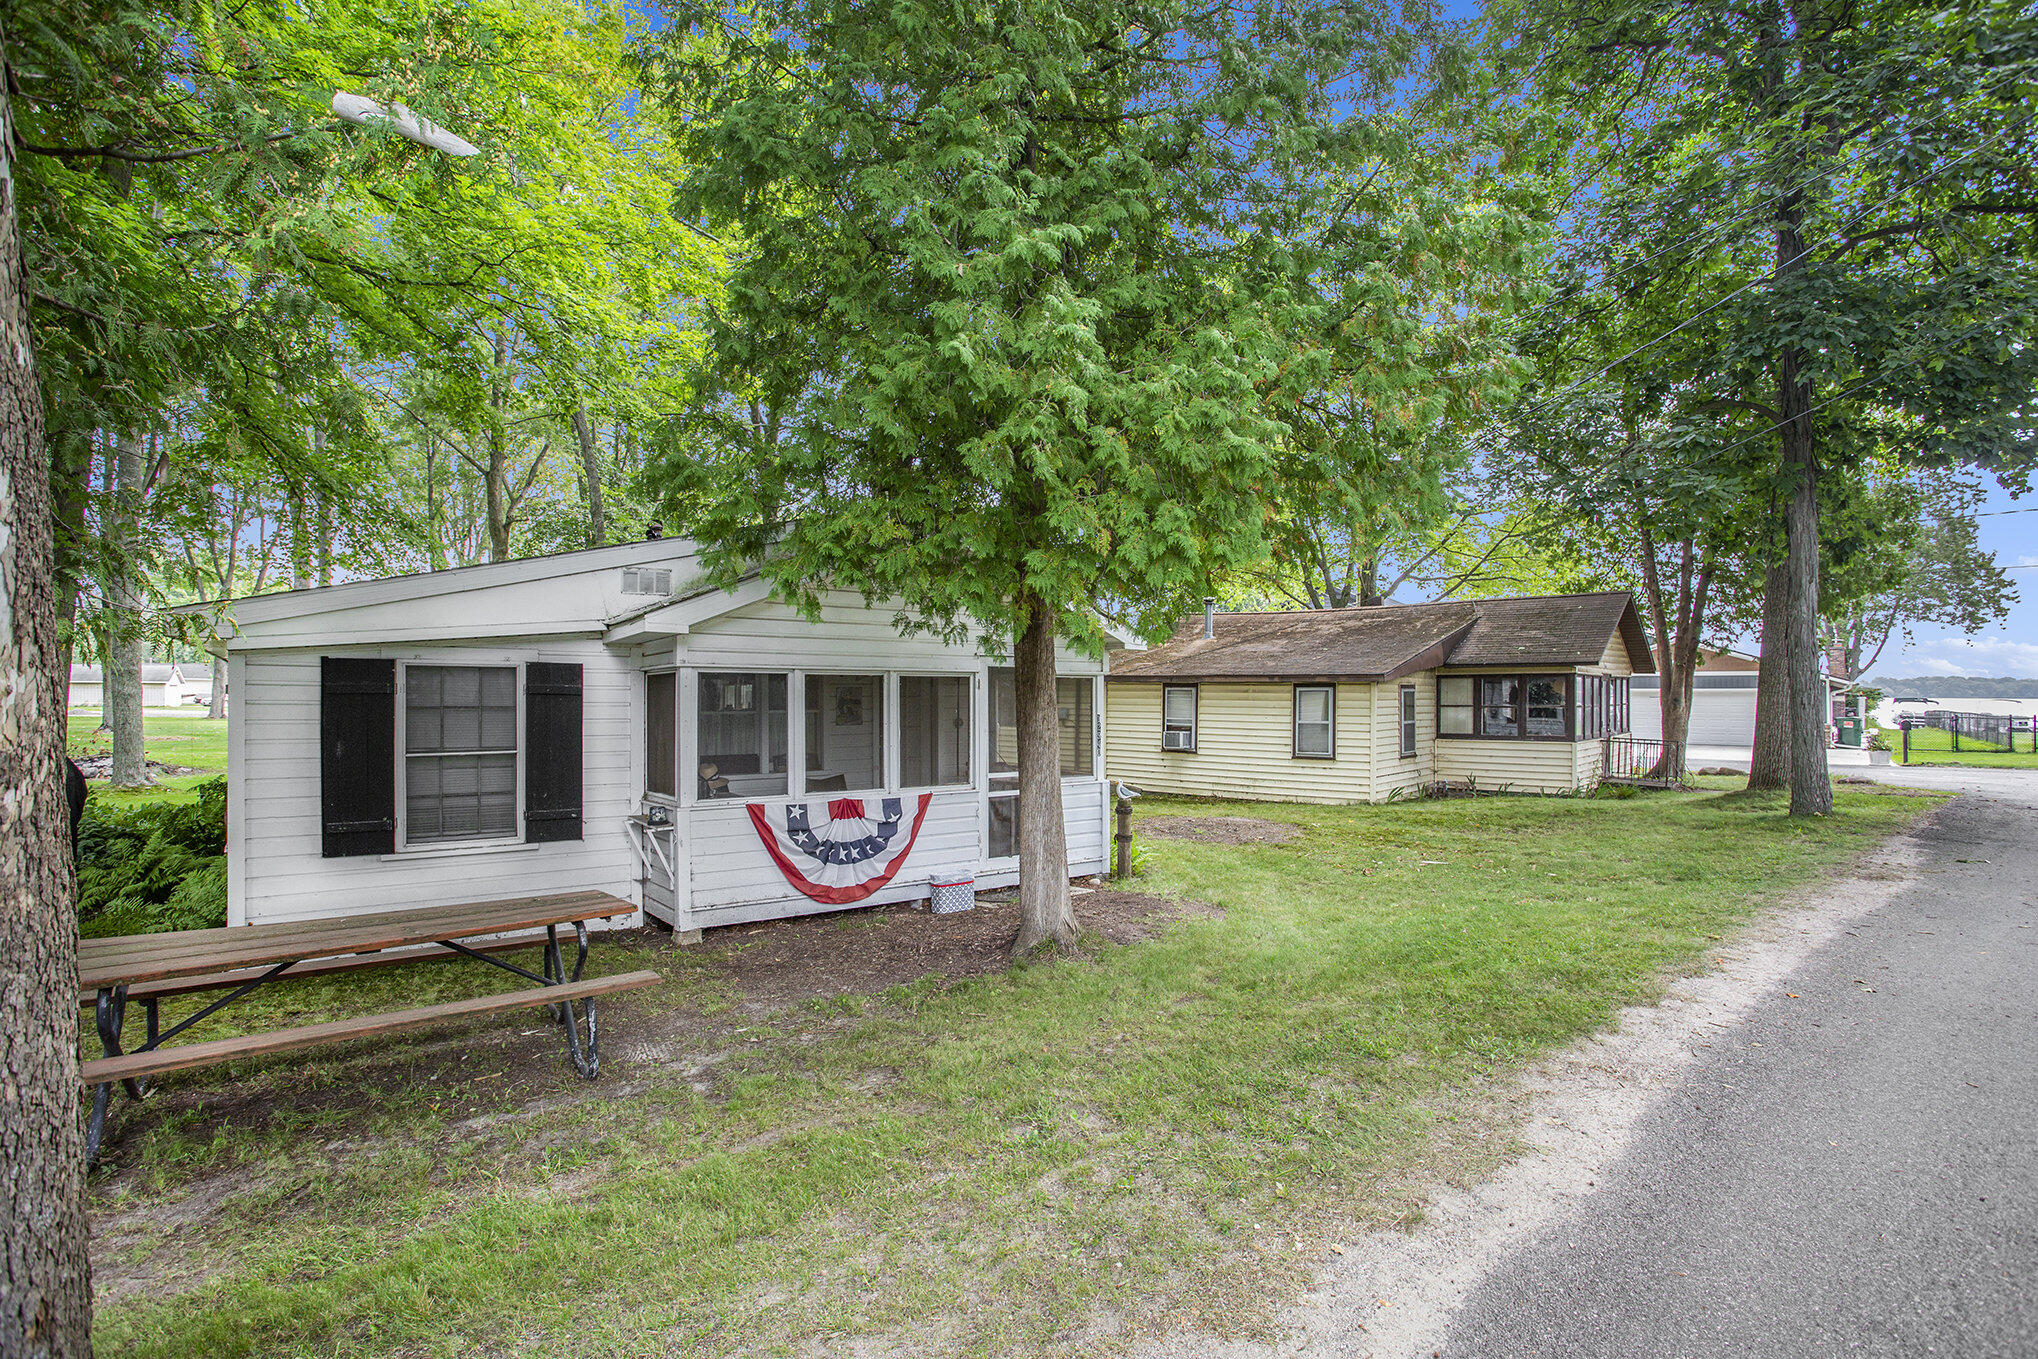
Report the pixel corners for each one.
[1876,483,2037,678]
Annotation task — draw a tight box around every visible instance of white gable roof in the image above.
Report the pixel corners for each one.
[192,538,708,651]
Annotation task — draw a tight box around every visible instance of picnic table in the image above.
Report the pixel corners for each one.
[78,890,659,1163]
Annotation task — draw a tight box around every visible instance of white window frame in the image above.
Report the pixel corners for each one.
[644,667,680,806]
[693,669,793,803]
[395,658,526,852]
[1399,684,1417,758]
[798,668,890,798]
[1162,685,1198,752]
[1293,684,1336,760]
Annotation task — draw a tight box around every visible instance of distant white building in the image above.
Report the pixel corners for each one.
[68,663,208,709]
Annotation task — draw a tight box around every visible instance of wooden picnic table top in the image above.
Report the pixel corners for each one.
[78,890,633,992]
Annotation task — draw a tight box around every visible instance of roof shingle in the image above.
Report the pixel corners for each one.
[1107,592,1654,682]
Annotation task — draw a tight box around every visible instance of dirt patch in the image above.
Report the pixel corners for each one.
[1142,815,1299,847]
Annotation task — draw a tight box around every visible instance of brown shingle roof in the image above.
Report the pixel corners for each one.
[1107,592,1655,682]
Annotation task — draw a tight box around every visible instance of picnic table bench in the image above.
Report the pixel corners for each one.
[78,890,660,1163]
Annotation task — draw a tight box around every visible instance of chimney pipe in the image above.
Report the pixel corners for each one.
[1203,597,1216,639]
[645,522,664,541]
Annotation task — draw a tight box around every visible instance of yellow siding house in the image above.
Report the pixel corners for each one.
[1106,593,1654,803]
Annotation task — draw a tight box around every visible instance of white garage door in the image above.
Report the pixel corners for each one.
[1628,683,1758,745]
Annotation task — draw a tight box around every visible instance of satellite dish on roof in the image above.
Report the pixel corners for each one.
[331,92,479,157]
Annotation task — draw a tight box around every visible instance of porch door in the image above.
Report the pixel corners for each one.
[987,667,1019,860]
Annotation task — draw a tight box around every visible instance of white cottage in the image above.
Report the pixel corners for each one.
[194,538,1112,934]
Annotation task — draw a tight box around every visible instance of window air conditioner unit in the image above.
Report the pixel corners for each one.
[1163,730,1193,751]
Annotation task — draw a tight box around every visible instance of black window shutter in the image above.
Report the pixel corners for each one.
[321,657,396,857]
[524,662,583,843]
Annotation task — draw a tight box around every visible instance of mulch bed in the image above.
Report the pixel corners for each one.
[74,755,208,781]
[1140,815,1299,846]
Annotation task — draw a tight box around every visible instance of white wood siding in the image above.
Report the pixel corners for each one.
[1372,675,1435,800]
[1103,682,1378,804]
[229,640,641,928]
[1432,736,1584,795]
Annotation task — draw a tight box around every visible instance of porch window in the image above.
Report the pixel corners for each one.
[1438,676,1474,735]
[404,665,518,844]
[1526,678,1569,737]
[1293,685,1334,758]
[1480,676,1520,736]
[900,675,972,788]
[698,672,788,798]
[1399,684,1417,757]
[805,674,884,792]
[1162,685,1197,751]
[645,671,677,797]
[990,669,1018,858]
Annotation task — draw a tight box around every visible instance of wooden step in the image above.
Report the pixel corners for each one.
[79,970,662,1086]
[77,934,549,1006]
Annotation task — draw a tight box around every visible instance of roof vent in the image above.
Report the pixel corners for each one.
[1203,597,1217,639]
[621,567,672,597]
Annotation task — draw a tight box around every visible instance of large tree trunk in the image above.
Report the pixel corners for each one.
[485,332,511,562]
[0,36,96,1350]
[572,407,606,549]
[1748,559,1792,791]
[105,432,149,788]
[1010,594,1075,955]
[1774,211,1831,816]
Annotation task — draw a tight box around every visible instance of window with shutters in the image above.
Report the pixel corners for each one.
[403,665,519,845]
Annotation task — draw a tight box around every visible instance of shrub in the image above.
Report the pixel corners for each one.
[77,778,228,936]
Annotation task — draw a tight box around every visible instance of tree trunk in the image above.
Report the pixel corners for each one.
[206,653,227,720]
[1774,210,1831,815]
[0,34,96,1349]
[572,407,606,549]
[485,332,511,562]
[1010,593,1076,955]
[1748,558,1792,791]
[105,433,149,789]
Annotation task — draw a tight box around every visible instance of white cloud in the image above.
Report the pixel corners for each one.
[1892,635,2038,678]
[2018,554,2038,568]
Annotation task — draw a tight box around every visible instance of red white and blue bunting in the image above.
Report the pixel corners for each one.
[746,794,935,904]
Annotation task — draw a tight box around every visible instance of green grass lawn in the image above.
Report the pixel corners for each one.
[89,782,1932,1358]
[68,708,229,808]
[1880,723,2038,768]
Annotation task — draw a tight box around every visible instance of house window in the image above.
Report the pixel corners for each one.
[900,676,972,788]
[805,674,884,792]
[1442,673,1585,740]
[697,672,788,798]
[1614,676,1630,734]
[990,669,1019,857]
[1438,676,1474,735]
[645,671,677,797]
[404,665,518,844]
[1059,678,1095,776]
[1163,686,1198,751]
[1293,685,1334,758]
[1526,677,1569,737]
[1480,676,1520,736]
[1399,684,1417,757]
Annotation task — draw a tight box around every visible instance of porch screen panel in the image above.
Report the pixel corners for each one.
[807,674,884,792]
[901,676,971,787]
[989,668,1019,857]
[405,665,518,844]
[1058,678,1094,775]
[698,672,788,797]
[645,672,677,797]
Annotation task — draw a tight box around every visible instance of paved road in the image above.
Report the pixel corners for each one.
[1437,790,2038,1358]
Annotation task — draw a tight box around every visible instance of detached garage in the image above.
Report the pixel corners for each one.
[1631,650,1759,746]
